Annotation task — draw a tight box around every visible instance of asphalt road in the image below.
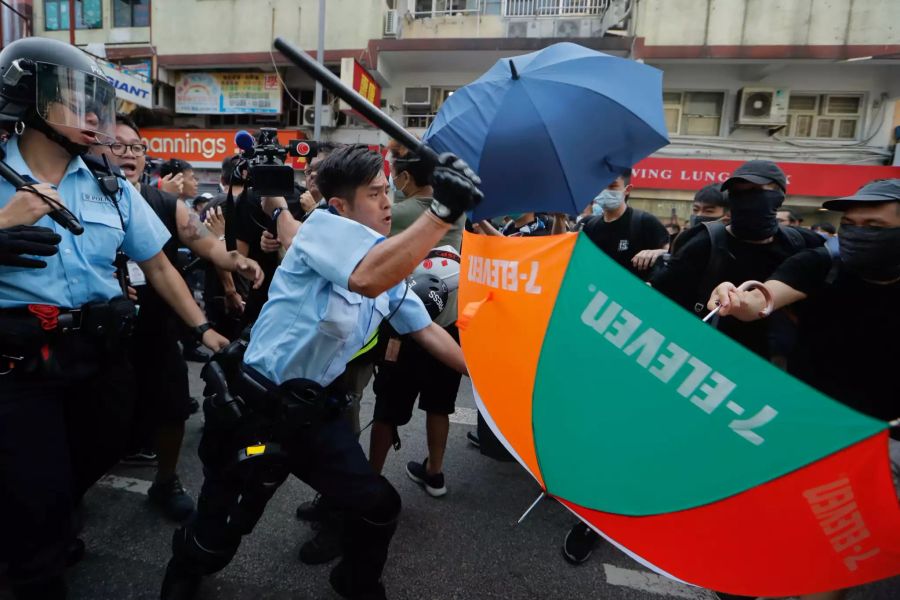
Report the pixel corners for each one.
[2,363,897,600]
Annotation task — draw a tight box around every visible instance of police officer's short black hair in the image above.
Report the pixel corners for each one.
[160,158,193,179]
[115,113,140,137]
[316,145,384,204]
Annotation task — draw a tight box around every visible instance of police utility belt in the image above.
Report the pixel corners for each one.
[0,297,136,372]
[201,343,351,434]
[239,365,351,427]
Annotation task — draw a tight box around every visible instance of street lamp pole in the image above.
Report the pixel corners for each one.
[68,0,75,45]
[313,0,325,140]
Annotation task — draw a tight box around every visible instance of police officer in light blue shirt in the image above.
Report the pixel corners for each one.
[0,38,228,600]
[162,145,482,600]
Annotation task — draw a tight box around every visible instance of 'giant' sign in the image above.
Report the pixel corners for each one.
[98,62,152,108]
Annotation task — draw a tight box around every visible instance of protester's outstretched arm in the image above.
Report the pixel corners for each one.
[409,322,468,375]
[707,280,806,321]
[472,220,502,236]
[175,201,264,288]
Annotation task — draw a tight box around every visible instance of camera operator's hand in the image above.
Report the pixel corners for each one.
[159,173,184,196]
[0,184,64,228]
[260,230,281,254]
[0,225,62,268]
[430,153,483,223]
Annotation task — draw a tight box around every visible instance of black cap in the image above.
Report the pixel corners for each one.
[823,179,900,211]
[693,183,728,207]
[721,160,787,192]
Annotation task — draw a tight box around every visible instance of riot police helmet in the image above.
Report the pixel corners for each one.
[0,37,116,153]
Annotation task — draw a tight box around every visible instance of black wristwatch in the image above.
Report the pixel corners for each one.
[271,207,286,222]
[192,322,212,342]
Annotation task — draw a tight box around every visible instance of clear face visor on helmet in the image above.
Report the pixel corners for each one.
[35,61,116,144]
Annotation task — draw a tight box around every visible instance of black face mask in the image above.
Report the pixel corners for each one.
[728,188,784,241]
[689,214,720,228]
[838,224,900,282]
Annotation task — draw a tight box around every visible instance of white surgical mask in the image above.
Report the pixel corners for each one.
[389,173,406,201]
[594,189,625,211]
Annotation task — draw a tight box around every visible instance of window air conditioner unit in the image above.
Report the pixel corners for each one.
[384,9,399,37]
[302,105,337,128]
[403,86,431,107]
[736,87,790,127]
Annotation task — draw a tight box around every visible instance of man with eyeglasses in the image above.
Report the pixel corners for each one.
[91,114,266,522]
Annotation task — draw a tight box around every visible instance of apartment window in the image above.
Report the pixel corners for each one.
[114,0,150,28]
[663,91,724,136]
[786,94,862,140]
[402,86,457,129]
[45,0,103,31]
[414,1,473,18]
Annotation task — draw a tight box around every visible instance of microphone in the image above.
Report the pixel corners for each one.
[0,159,84,235]
[234,130,255,153]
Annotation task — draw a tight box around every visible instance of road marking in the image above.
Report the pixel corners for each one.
[449,406,478,426]
[97,474,152,495]
[603,564,715,599]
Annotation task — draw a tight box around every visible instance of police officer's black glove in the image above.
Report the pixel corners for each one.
[430,153,483,224]
[0,225,61,269]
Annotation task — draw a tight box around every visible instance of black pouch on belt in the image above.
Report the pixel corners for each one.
[80,297,137,343]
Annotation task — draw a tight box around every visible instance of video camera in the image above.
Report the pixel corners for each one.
[142,156,165,185]
[234,127,317,197]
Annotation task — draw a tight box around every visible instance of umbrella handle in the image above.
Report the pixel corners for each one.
[702,280,775,323]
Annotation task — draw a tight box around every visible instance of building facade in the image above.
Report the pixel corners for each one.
[18,0,900,217]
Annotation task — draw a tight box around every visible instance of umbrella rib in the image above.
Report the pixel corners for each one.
[518,83,581,215]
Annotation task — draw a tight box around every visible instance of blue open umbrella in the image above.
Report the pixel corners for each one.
[423,42,669,221]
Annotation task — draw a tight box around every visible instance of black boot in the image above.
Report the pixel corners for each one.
[298,516,343,565]
[330,560,386,600]
[160,558,202,600]
[329,515,398,600]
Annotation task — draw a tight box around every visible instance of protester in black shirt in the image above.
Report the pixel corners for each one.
[651,160,822,359]
[710,178,899,424]
[580,169,669,279]
[708,178,900,600]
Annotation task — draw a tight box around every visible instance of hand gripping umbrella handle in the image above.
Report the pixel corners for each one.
[273,38,440,165]
[702,280,775,323]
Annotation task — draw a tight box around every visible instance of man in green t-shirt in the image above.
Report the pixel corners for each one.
[368,140,466,498]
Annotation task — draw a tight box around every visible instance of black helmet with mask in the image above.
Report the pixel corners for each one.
[0,37,116,156]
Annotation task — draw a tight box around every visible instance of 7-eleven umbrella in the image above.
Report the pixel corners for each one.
[457,230,900,596]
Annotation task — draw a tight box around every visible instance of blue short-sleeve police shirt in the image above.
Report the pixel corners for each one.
[244,209,431,387]
[0,137,169,309]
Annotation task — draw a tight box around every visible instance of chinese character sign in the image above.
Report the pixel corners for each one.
[175,72,282,115]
